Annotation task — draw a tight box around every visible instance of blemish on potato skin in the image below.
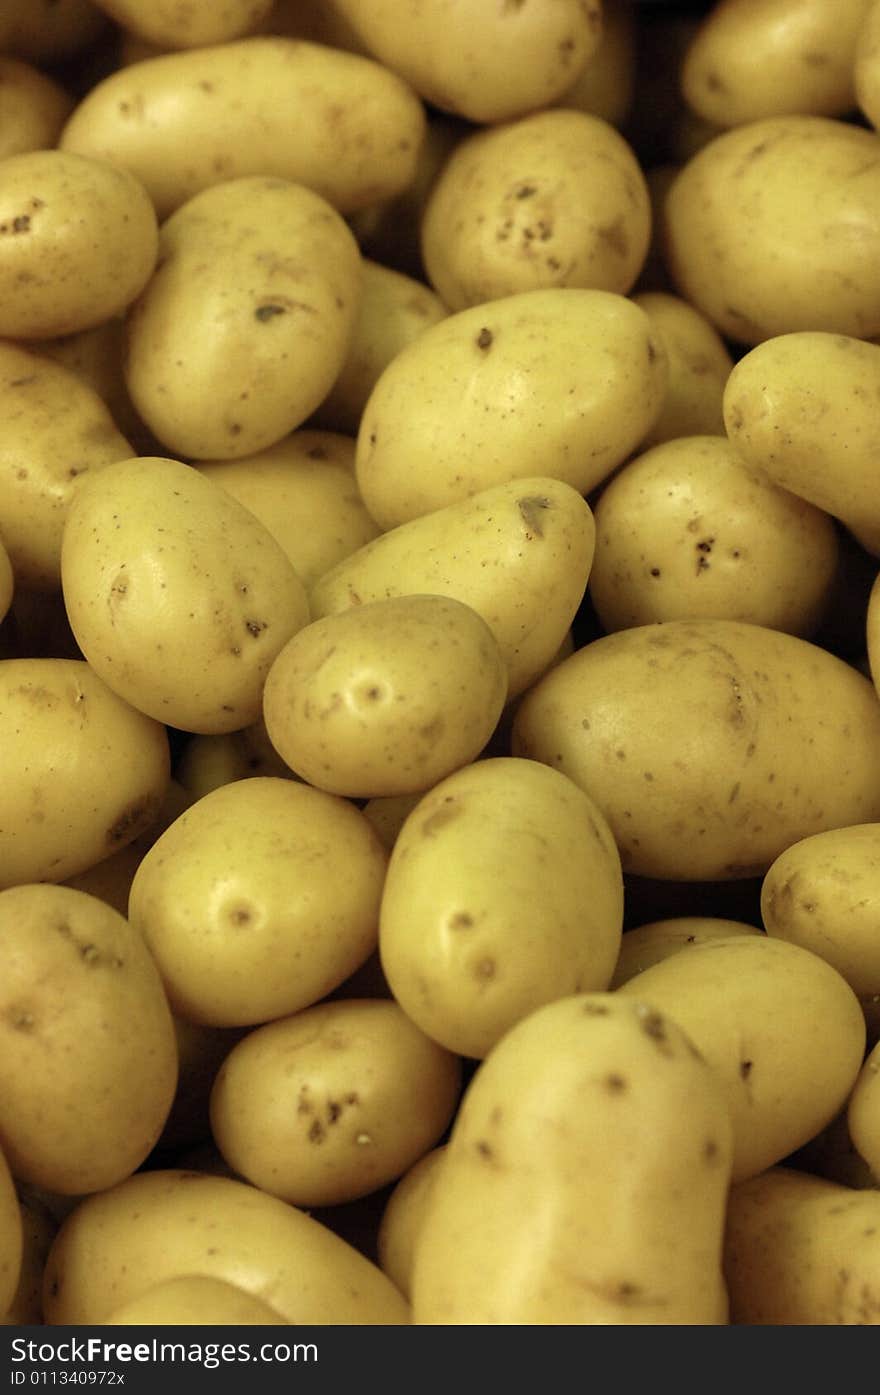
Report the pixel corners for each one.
[517,495,551,538]
[604,1073,627,1093]
[420,796,461,837]
[106,799,151,846]
[5,1006,35,1032]
[476,327,493,350]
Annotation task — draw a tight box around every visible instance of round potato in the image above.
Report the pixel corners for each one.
[0,57,72,161]
[124,177,362,461]
[355,289,667,531]
[262,595,508,798]
[127,777,387,1027]
[379,758,624,1059]
[210,999,461,1207]
[421,109,651,310]
[663,116,880,343]
[0,657,170,889]
[631,292,734,444]
[588,435,839,636]
[0,149,157,340]
[0,883,178,1195]
[60,456,310,735]
[59,37,426,220]
[42,1169,409,1324]
[104,1275,286,1325]
[610,916,764,990]
[512,619,880,881]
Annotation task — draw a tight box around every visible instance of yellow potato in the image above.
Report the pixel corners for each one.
[0,341,134,591]
[554,0,637,127]
[631,292,734,444]
[848,1040,880,1182]
[587,435,839,637]
[361,793,424,852]
[1,1191,55,1325]
[127,777,387,1027]
[856,0,880,128]
[512,619,880,881]
[412,994,733,1324]
[125,178,362,461]
[0,149,157,340]
[421,109,651,310]
[379,758,624,1059]
[262,595,508,798]
[37,318,155,455]
[210,999,461,1207]
[328,0,602,123]
[95,0,273,48]
[724,332,880,554]
[175,724,297,803]
[355,289,667,530]
[42,1169,409,1323]
[663,116,880,343]
[159,1016,244,1153]
[60,38,426,219]
[60,456,310,735]
[310,475,595,700]
[0,883,178,1195]
[617,935,866,1181]
[104,1275,287,1325]
[681,0,871,126]
[610,916,764,989]
[0,657,170,889]
[0,57,73,161]
[376,1146,446,1302]
[314,259,447,437]
[724,1167,880,1323]
[0,1147,23,1320]
[0,540,12,627]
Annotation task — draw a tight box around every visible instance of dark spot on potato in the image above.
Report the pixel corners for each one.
[650,567,661,577]
[245,619,267,637]
[515,183,537,199]
[597,217,629,259]
[450,911,474,930]
[9,376,36,388]
[475,1139,498,1163]
[703,1138,721,1163]
[476,327,493,350]
[297,1088,312,1116]
[106,799,149,845]
[308,1118,325,1143]
[420,796,461,837]
[307,445,328,460]
[517,495,551,537]
[739,1059,753,1081]
[255,304,287,322]
[474,957,496,982]
[582,1002,610,1016]
[11,215,30,233]
[327,1100,342,1124]
[6,1006,35,1032]
[605,1072,627,1093]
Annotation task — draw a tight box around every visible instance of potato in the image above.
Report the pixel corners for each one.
[362,793,424,852]
[159,1016,244,1152]
[313,260,447,437]
[0,883,178,1195]
[421,110,651,310]
[0,1147,23,1320]
[0,150,157,340]
[59,38,426,220]
[310,475,595,700]
[0,541,12,628]
[723,332,880,554]
[37,318,155,456]
[42,1169,409,1323]
[210,999,461,1207]
[848,1040,880,1181]
[631,292,734,444]
[554,0,637,128]
[104,1275,287,1325]
[2,0,108,66]
[379,758,623,1060]
[0,657,170,889]
[377,1146,446,1302]
[125,178,362,462]
[617,935,866,1181]
[587,435,839,637]
[175,724,296,803]
[723,1167,880,1323]
[60,456,310,735]
[512,619,880,881]
[93,0,273,48]
[262,595,508,799]
[127,777,387,1027]
[0,58,73,162]
[412,993,733,1324]
[0,341,134,591]
[681,0,871,126]
[1,1191,55,1325]
[355,288,667,530]
[610,916,764,989]
[663,116,880,344]
[856,0,880,128]
[327,0,602,124]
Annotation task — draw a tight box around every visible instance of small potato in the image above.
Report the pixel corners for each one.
[127,777,387,1027]
[263,595,508,798]
[610,917,764,990]
[513,619,880,881]
[421,109,650,311]
[0,150,157,340]
[681,0,872,126]
[588,435,839,637]
[554,0,637,128]
[362,793,424,852]
[376,1146,446,1302]
[0,58,73,161]
[848,1040,880,1181]
[355,289,667,531]
[210,999,461,1207]
[663,116,880,344]
[0,341,134,591]
[631,292,734,444]
[60,38,426,220]
[175,724,297,803]
[310,475,595,700]
[617,935,866,1181]
[37,319,155,456]
[0,657,170,889]
[43,1169,409,1324]
[60,456,310,736]
[0,1148,23,1319]
[93,0,273,48]
[104,1275,286,1325]
[379,758,624,1059]
[0,883,178,1195]
[1,1192,55,1325]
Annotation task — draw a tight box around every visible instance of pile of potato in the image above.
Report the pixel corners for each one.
[4,0,880,1327]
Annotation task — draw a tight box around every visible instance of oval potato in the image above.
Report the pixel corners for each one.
[104,1275,287,1325]
[610,916,764,990]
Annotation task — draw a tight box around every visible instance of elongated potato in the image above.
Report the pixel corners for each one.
[512,620,880,881]
[412,994,733,1324]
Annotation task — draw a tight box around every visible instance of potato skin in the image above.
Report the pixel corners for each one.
[0,57,73,161]
[512,619,880,881]
[632,292,733,445]
[93,0,273,48]
[610,916,764,990]
[104,1275,287,1325]
[0,1147,23,1319]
